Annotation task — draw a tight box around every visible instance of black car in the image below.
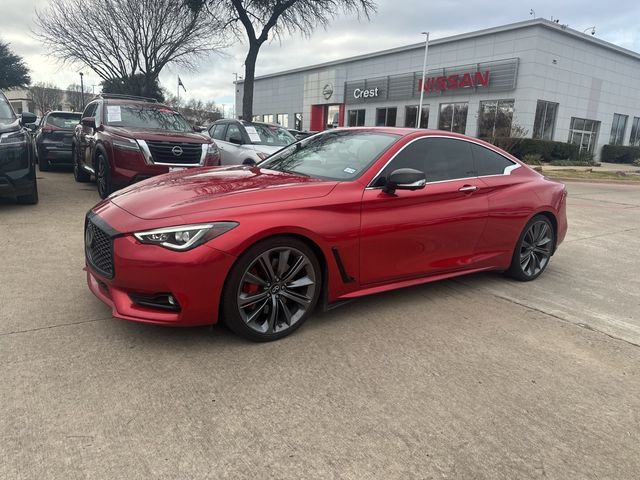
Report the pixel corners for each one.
[36,111,81,171]
[0,91,38,204]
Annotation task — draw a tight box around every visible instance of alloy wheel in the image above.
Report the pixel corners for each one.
[237,247,317,335]
[519,220,553,277]
[97,156,107,197]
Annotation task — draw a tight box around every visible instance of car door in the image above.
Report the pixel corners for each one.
[218,123,246,165]
[359,136,489,285]
[78,102,98,170]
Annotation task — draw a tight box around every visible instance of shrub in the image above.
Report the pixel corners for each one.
[601,145,640,164]
[493,138,579,161]
[522,154,543,165]
[549,159,594,166]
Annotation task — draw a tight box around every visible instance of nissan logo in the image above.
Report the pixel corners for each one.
[322,83,334,100]
[172,146,183,157]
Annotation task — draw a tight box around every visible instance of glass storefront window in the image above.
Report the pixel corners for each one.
[375,107,397,127]
[404,105,429,128]
[630,117,640,147]
[348,109,366,127]
[276,113,289,128]
[609,113,628,145]
[263,114,274,123]
[294,113,303,131]
[477,99,514,140]
[438,102,468,134]
[569,117,600,153]
[533,100,559,140]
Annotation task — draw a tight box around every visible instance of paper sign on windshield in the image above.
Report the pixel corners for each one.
[245,126,262,143]
[107,106,122,123]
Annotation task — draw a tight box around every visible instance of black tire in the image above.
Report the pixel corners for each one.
[16,182,39,205]
[38,148,51,172]
[507,215,555,281]
[222,236,322,342]
[73,144,91,183]
[96,152,114,199]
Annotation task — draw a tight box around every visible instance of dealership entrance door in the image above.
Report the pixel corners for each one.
[310,104,345,131]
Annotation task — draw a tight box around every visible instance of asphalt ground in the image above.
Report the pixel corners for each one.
[1,170,639,479]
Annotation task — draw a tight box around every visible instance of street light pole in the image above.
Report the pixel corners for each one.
[79,72,85,110]
[417,32,430,129]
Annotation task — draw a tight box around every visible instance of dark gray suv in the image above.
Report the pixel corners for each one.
[0,91,38,204]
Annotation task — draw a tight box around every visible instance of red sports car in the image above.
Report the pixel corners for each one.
[85,128,567,341]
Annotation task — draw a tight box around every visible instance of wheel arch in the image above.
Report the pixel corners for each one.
[217,232,330,325]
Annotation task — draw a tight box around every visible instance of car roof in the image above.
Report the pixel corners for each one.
[47,111,82,115]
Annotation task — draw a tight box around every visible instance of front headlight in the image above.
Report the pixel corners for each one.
[133,222,238,251]
[0,131,28,145]
[112,136,141,152]
[207,142,219,155]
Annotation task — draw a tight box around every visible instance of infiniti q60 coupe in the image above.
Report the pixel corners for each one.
[85,128,567,341]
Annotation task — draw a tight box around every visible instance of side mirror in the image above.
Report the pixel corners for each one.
[20,112,37,125]
[26,123,37,132]
[193,126,206,133]
[81,117,96,128]
[383,168,427,194]
[229,136,243,145]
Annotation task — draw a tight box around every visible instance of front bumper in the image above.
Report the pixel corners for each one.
[86,220,237,327]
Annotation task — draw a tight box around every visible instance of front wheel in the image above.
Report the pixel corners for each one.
[507,215,555,281]
[96,153,114,199]
[222,237,321,342]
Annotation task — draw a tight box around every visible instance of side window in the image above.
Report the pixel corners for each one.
[471,143,515,176]
[211,124,226,140]
[225,124,242,142]
[376,137,475,185]
[82,102,97,119]
[94,102,103,128]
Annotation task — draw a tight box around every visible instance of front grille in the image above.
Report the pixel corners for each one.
[85,218,114,278]
[146,141,203,165]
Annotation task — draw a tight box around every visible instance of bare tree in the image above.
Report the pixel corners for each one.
[66,84,95,112]
[28,83,64,114]
[187,0,376,119]
[181,99,222,126]
[35,0,227,98]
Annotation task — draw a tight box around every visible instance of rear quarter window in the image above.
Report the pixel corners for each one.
[471,143,516,176]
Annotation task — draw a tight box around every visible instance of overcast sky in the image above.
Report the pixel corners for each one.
[3,0,640,114]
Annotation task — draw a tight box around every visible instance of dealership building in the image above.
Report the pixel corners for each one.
[235,18,640,157]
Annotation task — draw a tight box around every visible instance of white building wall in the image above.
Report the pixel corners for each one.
[239,20,640,159]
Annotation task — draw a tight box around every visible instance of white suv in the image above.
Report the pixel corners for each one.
[208,120,296,165]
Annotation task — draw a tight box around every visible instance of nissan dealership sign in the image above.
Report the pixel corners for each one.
[344,58,518,104]
[418,71,490,93]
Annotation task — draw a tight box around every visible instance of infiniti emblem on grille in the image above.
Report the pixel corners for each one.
[172,146,183,157]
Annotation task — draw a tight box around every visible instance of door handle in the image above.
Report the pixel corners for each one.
[458,185,479,193]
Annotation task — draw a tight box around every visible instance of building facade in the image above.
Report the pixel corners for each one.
[235,19,640,158]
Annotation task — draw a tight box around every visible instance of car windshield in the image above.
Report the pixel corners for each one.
[0,95,16,127]
[47,112,81,129]
[258,130,400,181]
[105,104,192,132]
[246,123,296,146]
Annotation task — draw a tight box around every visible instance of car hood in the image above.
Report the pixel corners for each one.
[109,166,338,220]
[108,127,210,143]
[0,120,20,135]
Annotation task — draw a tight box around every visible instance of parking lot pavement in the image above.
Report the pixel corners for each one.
[1,171,639,479]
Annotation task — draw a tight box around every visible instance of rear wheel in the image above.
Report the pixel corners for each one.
[73,144,91,182]
[222,237,321,342]
[507,215,555,281]
[96,153,114,199]
[16,182,38,205]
